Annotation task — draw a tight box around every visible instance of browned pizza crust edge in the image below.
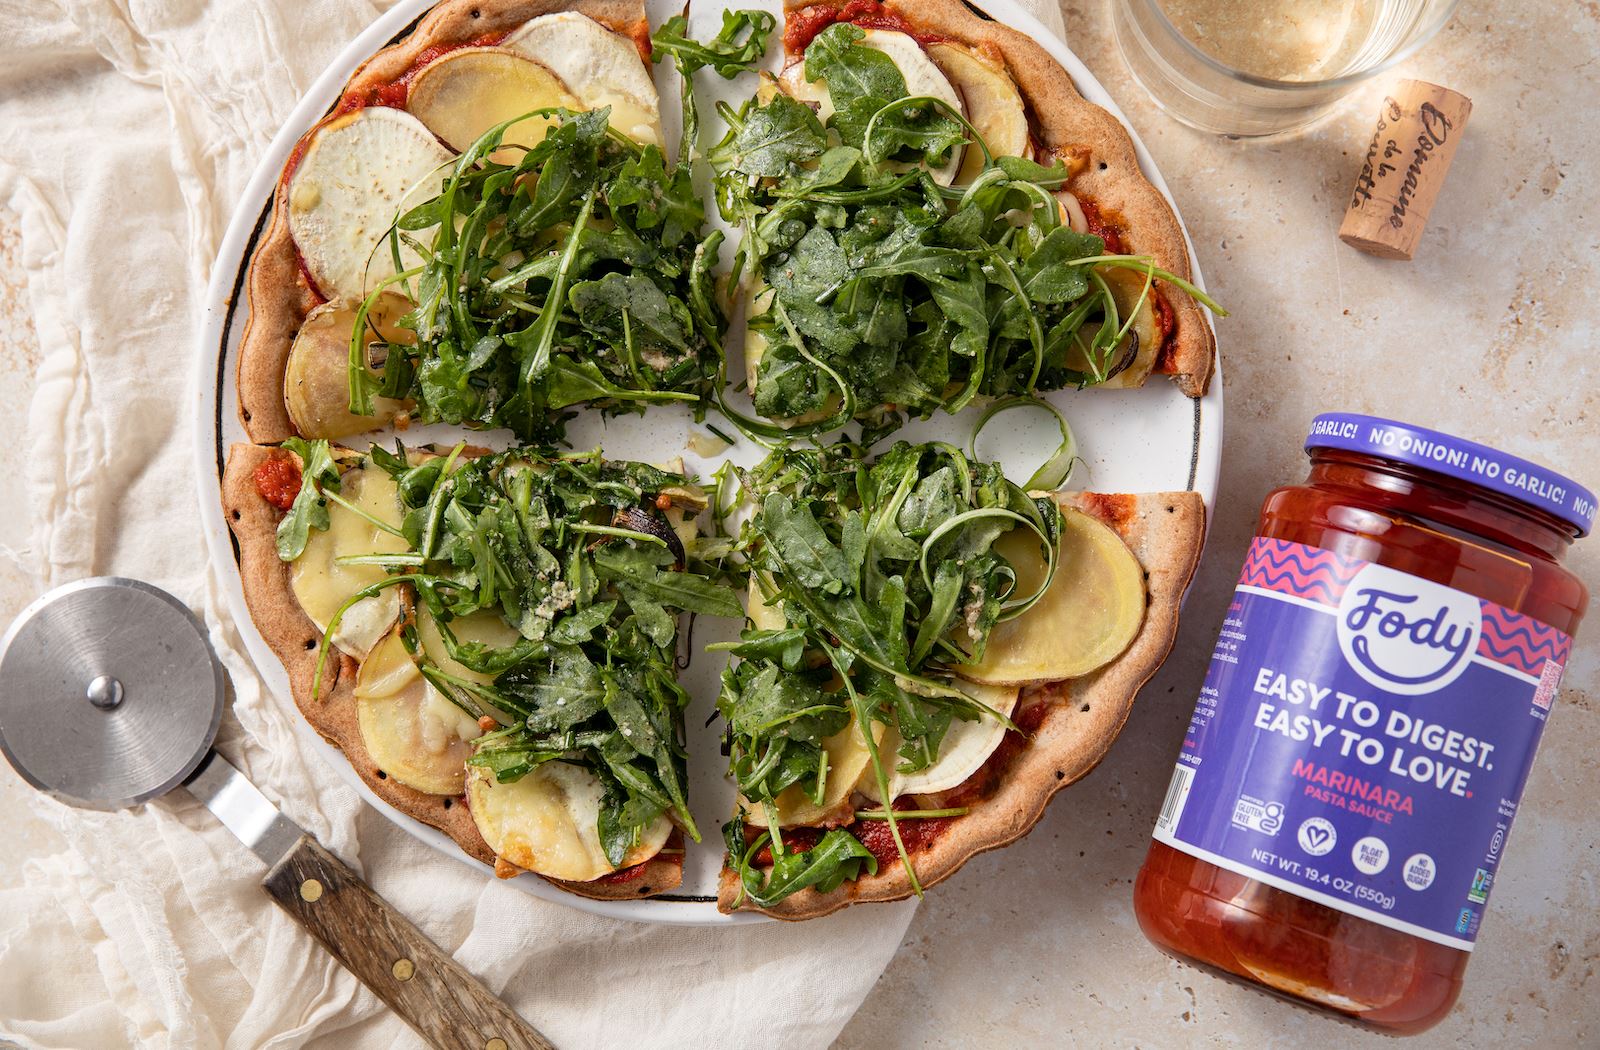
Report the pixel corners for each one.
[236,0,651,444]
[718,490,1206,919]
[222,443,684,899]
[783,0,1216,398]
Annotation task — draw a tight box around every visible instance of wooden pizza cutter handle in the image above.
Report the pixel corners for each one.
[262,835,555,1050]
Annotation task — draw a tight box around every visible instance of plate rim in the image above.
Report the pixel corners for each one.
[193,0,1223,927]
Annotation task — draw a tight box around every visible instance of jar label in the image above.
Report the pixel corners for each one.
[1153,538,1571,950]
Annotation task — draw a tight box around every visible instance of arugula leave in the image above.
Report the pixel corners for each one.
[275,438,340,561]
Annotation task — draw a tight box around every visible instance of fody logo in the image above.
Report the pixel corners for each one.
[1335,564,1482,695]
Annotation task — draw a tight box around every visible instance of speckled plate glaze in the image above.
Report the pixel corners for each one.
[194,0,1223,925]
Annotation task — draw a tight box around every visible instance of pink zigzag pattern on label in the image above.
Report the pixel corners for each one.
[1237,539,1361,606]
[1477,603,1571,676]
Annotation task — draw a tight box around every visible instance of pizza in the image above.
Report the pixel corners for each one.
[219,0,1218,911]
[711,441,1203,917]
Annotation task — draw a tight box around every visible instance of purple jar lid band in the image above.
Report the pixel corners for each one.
[1305,413,1596,537]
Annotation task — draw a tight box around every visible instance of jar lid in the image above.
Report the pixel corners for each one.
[1306,412,1596,537]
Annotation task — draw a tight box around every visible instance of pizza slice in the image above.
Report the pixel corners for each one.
[713,0,1219,433]
[239,0,728,446]
[712,440,1204,917]
[222,439,739,898]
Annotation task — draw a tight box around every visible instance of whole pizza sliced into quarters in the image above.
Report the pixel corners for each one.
[222,439,741,899]
[711,0,1220,433]
[238,0,729,446]
[712,440,1204,918]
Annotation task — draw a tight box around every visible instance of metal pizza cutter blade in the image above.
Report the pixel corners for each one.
[0,577,553,1050]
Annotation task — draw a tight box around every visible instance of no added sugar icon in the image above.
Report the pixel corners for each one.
[1298,817,1337,856]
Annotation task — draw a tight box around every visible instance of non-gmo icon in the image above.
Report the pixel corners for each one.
[1298,817,1337,856]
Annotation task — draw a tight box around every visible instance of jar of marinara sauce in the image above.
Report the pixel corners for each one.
[1134,413,1592,1034]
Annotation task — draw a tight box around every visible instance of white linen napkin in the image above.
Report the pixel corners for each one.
[0,1,1066,1047]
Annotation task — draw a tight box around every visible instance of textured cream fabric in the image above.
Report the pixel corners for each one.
[0,1,1066,1047]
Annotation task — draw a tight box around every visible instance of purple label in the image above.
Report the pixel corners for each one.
[1154,539,1572,950]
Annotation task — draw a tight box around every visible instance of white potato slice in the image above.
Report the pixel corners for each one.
[285,293,413,439]
[957,507,1147,684]
[859,680,1019,802]
[468,761,671,881]
[406,47,580,163]
[287,107,452,301]
[1095,267,1161,389]
[741,282,842,427]
[780,29,965,185]
[926,43,1029,184]
[355,628,483,795]
[500,12,662,146]
[289,462,408,658]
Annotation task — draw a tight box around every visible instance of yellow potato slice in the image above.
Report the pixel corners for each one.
[289,462,409,658]
[416,606,525,688]
[284,293,413,439]
[467,761,671,881]
[926,43,1029,184]
[1096,267,1161,389]
[956,506,1146,684]
[355,628,483,795]
[406,47,580,163]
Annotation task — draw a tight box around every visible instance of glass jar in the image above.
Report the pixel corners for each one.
[1133,413,1591,1033]
[1110,0,1462,137]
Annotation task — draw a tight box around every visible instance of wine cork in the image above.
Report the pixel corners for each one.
[1339,80,1472,260]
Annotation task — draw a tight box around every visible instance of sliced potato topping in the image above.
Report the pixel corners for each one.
[956,506,1146,685]
[859,680,1019,802]
[285,293,412,439]
[406,47,580,162]
[926,43,1029,184]
[287,107,451,301]
[1096,267,1161,389]
[468,761,672,881]
[417,606,524,688]
[500,12,663,146]
[747,711,885,828]
[355,627,482,795]
[289,462,408,658]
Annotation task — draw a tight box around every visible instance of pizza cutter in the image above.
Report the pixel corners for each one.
[0,577,554,1050]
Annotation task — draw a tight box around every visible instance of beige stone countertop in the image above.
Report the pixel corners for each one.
[1,1,1596,1047]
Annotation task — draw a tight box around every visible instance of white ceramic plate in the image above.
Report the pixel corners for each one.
[194,0,1223,925]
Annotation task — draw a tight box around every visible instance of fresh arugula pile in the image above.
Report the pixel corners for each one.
[282,440,744,867]
[709,22,1218,435]
[349,108,725,444]
[712,439,1062,906]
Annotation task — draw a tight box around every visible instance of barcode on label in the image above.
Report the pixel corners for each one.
[1156,764,1195,832]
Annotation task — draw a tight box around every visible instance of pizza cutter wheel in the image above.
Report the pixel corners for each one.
[0,578,554,1050]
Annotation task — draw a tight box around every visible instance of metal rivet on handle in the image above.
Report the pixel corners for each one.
[300,879,323,902]
[392,958,415,982]
[485,1039,508,1050]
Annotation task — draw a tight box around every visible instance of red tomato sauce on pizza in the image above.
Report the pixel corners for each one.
[253,453,302,510]
[785,2,942,53]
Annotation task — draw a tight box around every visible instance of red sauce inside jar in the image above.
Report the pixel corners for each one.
[1134,414,1591,1035]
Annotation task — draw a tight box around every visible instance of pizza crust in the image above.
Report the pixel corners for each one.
[719,490,1206,919]
[781,0,1216,398]
[221,442,683,899]
[236,0,652,443]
